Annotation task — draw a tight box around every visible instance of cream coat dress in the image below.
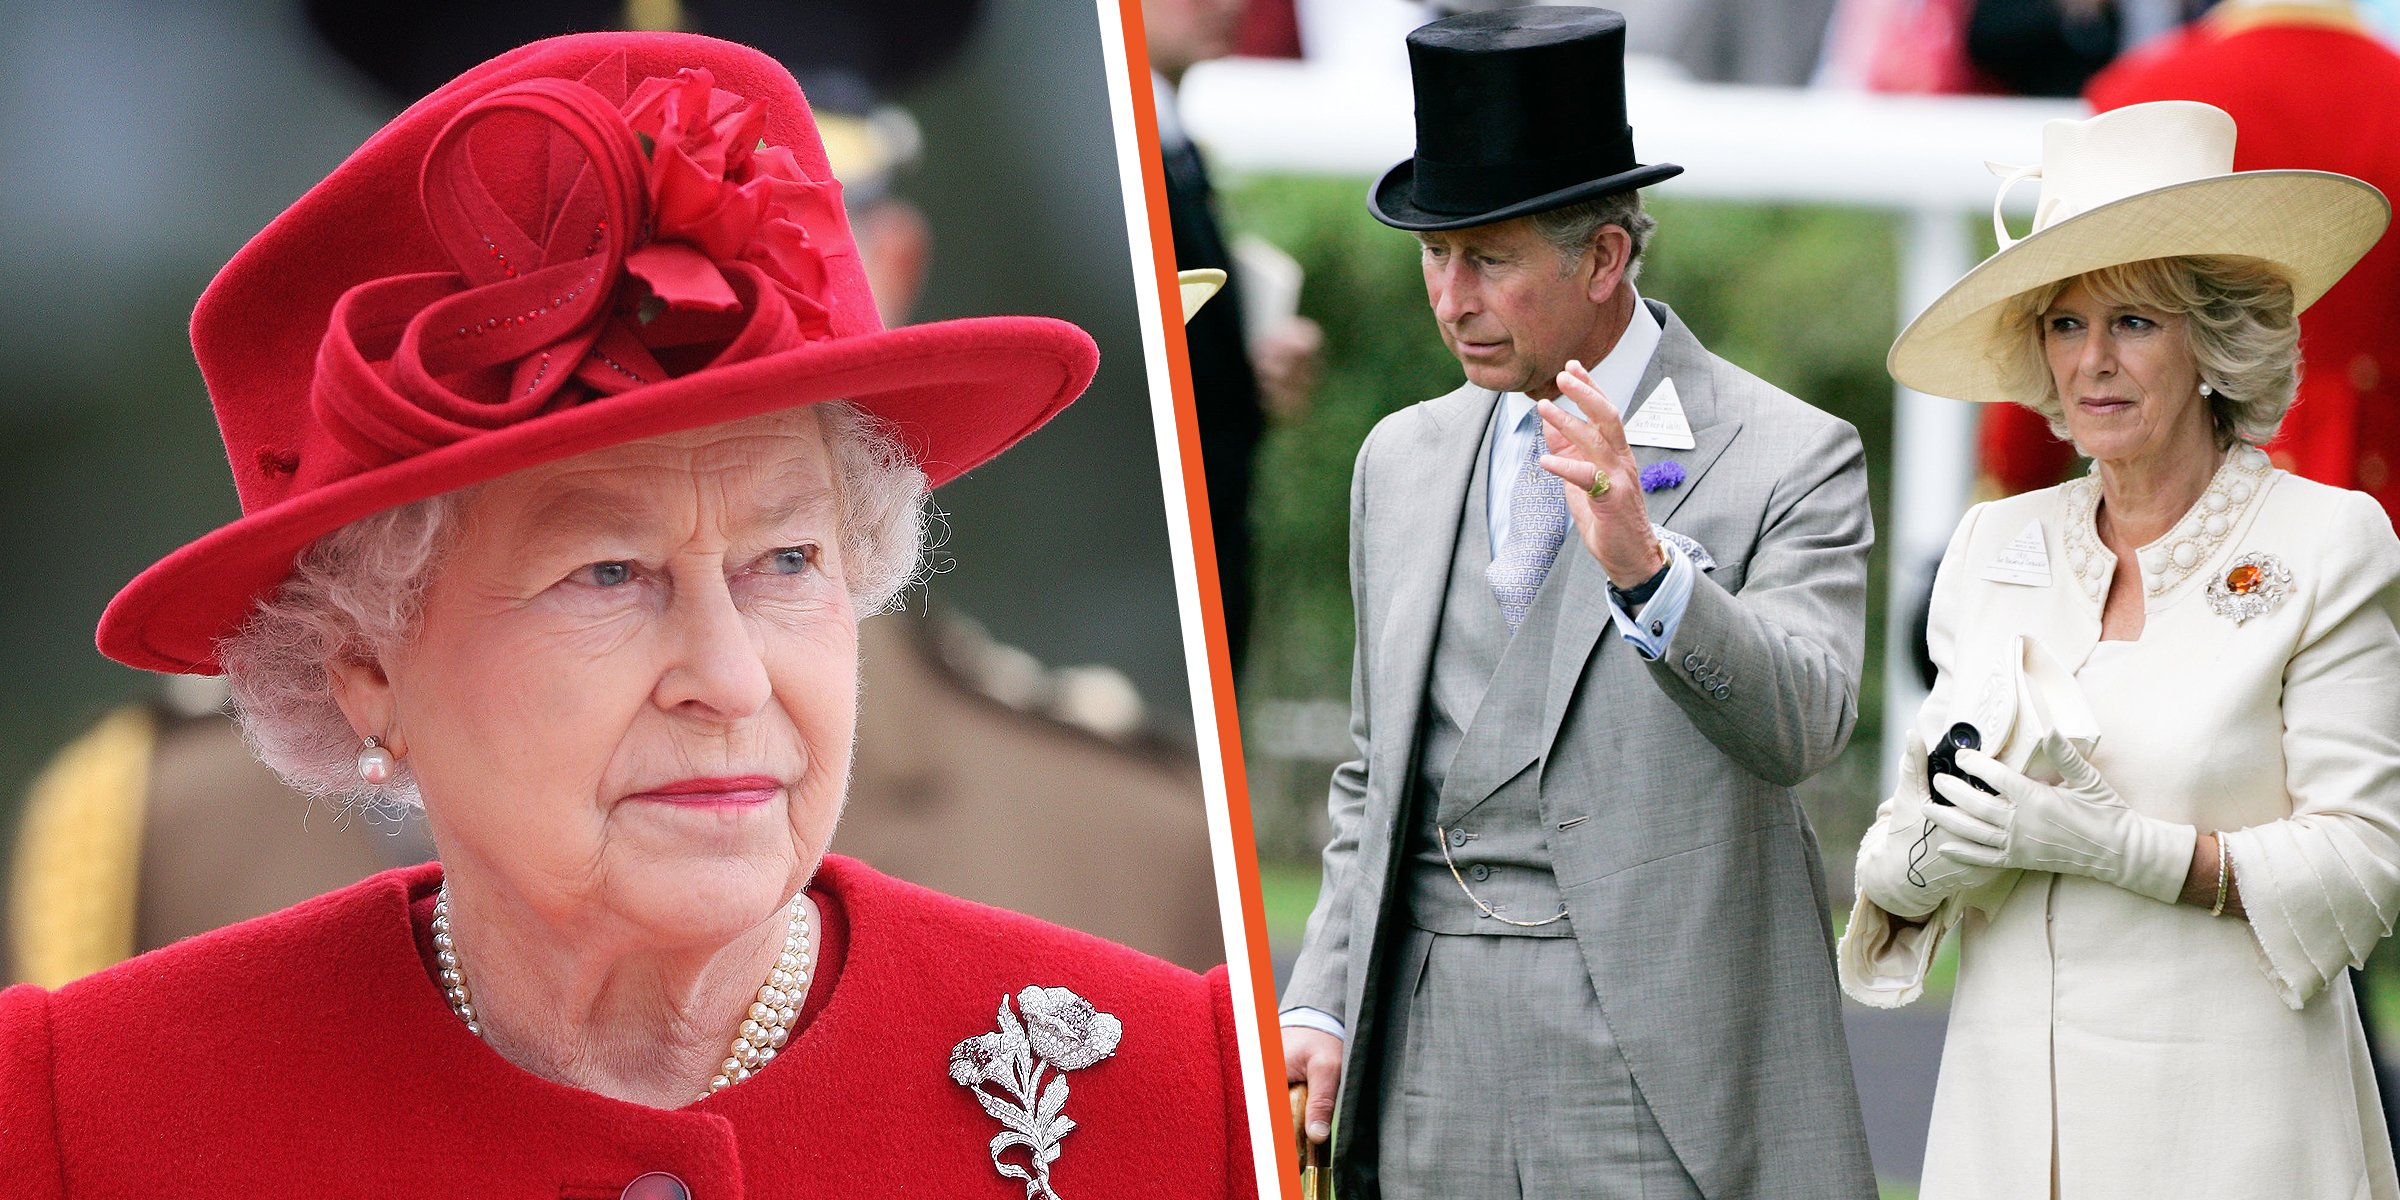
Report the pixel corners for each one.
[1843,445,2400,1199]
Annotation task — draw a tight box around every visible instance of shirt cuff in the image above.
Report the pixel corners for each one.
[1279,1006,1348,1043]
[1608,540,1695,660]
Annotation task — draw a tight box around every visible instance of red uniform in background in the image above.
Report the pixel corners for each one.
[1976,11,2400,525]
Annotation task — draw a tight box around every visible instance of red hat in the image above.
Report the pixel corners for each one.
[97,31,1098,675]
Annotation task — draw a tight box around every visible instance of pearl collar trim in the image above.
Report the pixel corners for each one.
[2059,444,2273,603]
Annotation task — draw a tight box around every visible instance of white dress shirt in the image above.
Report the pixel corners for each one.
[1151,71,1185,149]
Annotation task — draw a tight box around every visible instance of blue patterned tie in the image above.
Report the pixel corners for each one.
[1486,423,1569,632]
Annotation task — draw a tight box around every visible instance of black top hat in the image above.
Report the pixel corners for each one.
[1370,7,1682,231]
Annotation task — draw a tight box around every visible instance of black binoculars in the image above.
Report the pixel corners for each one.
[1927,722,2000,806]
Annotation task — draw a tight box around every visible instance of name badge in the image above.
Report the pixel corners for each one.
[1979,519,2052,587]
[1621,379,1696,450]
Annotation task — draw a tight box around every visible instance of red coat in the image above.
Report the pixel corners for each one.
[1976,16,2400,525]
[0,856,1256,1198]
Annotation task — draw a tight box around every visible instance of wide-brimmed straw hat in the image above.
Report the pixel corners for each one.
[97,32,1097,675]
[1888,100,2388,404]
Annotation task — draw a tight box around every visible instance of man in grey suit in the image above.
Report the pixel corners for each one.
[1278,8,1878,1197]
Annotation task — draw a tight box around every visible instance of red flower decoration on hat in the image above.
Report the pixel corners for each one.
[619,67,846,336]
[99,33,1099,677]
[311,60,857,468]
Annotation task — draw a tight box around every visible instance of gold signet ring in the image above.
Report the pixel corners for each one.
[1586,471,1612,499]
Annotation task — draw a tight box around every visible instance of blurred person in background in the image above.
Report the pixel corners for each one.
[8,0,1227,986]
[1816,0,1997,91]
[1383,0,1842,82]
[1848,100,2399,1197]
[1277,8,1876,1196]
[1442,0,1840,85]
[1614,0,1839,84]
[1963,0,2154,96]
[1817,0,2199,96]
[1978,0,2400,528]
[1149,0,1323,671]
[0,32,1252,1196]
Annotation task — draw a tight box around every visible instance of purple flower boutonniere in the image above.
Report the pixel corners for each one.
[1640,462,1686,493]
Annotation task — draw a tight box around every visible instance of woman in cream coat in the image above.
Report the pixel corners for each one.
[1844,100,2400,1197]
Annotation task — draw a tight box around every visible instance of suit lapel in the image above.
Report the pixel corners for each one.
[1340,384,1492,1147]
[1543,305,1742,748]
[1367,385,1497,795]
[1428,305,1749,824]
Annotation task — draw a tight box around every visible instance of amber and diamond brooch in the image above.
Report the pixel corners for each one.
[2206,552,2291,625]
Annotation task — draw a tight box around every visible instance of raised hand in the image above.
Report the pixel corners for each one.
[1537,360,1665,589]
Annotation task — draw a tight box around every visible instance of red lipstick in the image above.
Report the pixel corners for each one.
[625,775,781,806]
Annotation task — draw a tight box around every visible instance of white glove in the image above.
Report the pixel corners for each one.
[1927,730,2197,904]
[1858,730,2008,918]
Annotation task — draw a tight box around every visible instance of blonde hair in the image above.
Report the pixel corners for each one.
[1994,255,2300,448]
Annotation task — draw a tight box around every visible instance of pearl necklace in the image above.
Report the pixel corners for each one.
[431,885,814,1096]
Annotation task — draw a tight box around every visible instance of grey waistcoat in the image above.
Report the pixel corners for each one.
[1404,421,1572,936]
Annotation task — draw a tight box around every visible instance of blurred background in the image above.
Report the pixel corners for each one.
[0,0,1234,999]
[1152,0,2400,1193]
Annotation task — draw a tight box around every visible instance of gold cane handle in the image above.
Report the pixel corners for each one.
[1289,1082,1328,1198]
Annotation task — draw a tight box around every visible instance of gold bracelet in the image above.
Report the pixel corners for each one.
[2210,831,2231,917]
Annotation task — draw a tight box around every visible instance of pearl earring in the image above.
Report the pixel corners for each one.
[2200,383,2214,398]
[356,736,395,786]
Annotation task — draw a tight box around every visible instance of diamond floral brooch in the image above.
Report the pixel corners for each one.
[950,986,1123,1199]
[2206,551,2292,625]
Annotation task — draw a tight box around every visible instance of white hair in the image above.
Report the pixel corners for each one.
[216,402,930,815]
[1524,189,1656,283]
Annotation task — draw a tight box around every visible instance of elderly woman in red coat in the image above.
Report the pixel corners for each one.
[0,31,1254,1200]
